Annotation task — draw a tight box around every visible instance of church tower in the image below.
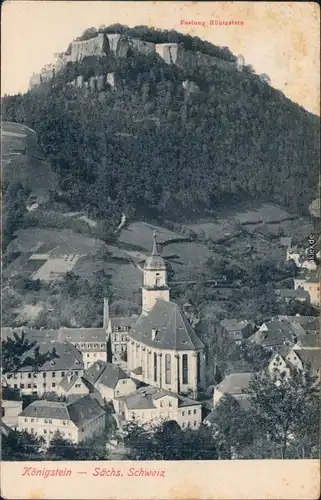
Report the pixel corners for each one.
[142,231,169,315]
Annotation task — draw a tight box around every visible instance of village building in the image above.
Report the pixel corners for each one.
[4,342,84,396]
[18,395,106,444]
[248,319,306,350]
[298,275,320,307]
[82,360,137,404]
[220,319,255,342]
[127,233,206,398]
[213,372,252,407]
[276,288,311,303]
[120,385,202,429]
[0,387,23,430]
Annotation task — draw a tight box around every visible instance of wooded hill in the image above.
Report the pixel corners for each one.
[2,26,320,226]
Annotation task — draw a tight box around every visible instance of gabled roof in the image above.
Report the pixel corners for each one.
[296,333,320,349]
[215,372,253,395]
[277,289,310,300]
[293,349,321,371]
[248,320,306,347]
[130,300,204,351]
[123,385,200,410]
[110,317,138,329]
[83,361,129,389]
[17,341,84,372]
[20,396,105,427]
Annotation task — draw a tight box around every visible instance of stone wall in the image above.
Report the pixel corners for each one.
[71,33,106,62]
[29,73,41,89]
[129,38,156,55]
[106,34,129,58]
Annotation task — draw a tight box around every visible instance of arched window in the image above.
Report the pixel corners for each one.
[182,354,188,384]
[165,354,171,384]
[197,352,201,384]
[154,352,157,382]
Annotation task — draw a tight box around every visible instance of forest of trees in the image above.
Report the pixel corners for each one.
[2,26,319,224]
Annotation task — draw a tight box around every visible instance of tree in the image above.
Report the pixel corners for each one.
[1,429,45,461]
[46,431,108,460]
[2,331,58,374]
[124,419,218,460]
[210,394,257,458]
[246,367,319,459]
[2,182,30,248]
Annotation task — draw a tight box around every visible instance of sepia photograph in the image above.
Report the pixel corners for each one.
[1,1,320,499]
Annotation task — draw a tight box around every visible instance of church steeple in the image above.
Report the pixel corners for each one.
[152,231,158,256]
[142,230,170,315]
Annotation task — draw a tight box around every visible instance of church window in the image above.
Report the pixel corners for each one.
[182,354,188,384]
[197,352,201,384]
[154,353,157,382]
[165,354,171,384]
[155,278,160,287]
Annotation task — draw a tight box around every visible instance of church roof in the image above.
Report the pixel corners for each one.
[130,299,204,351]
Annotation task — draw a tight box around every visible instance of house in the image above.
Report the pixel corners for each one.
[83,360,137,404]
[248,320,306,350]
[293,349,321,376]
[57,372,91,398]
[267,347,303,379]
[276,288,310,303]
[58,328,109,369]
[213,372,253,407]
[18,395,106,444]
[121,385,202,429]
[0,387,23,430]
[220,319,254,342]
[3,342,84,396]
[299,275,320,307]
[294,332,320,350]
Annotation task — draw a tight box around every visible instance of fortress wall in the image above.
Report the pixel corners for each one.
[41,68,55,82]
[29,73,42,89]
[155,43,179,64]
[129,38,156,55]
[106,34,129,57]
[71,33,106,62]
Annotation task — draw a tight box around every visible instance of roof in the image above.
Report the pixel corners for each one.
[17,341,83,373]
[296,333,320,348]
[275,316,319,331]
[294,349,321,370]
[248,320,306,347]
[20,400,70,420]
[124,385,200,411]
[58,328,106,343]
[83,361,129,389]
[59,373,80,392]
[110,317,138,329]
[144,232,166,270]
[277,289,310,300]
[220,319,252,331]
[130,299,204,351]
[215,372,253,395]
[20,395,105,427]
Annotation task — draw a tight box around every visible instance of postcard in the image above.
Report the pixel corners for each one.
[1,1,320,499]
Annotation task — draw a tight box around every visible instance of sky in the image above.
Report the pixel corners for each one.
[1,1,320,115]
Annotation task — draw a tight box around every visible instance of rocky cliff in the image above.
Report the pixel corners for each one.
[29,32,246,90]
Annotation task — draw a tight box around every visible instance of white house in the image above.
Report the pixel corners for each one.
[82,360,137,404]
[18,395,106,444]
[4,342,84,396]
[213,372,253,407]
[121,385,203,429]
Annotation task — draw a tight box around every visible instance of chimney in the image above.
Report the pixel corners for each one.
[151,328,157,340]
[103,298,110,330]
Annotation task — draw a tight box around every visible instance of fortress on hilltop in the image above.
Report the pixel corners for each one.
[29,31,247,90]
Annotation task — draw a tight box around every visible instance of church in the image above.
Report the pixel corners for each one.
[127,232,206,397]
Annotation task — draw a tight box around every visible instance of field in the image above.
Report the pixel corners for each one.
[118,221,185,251]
